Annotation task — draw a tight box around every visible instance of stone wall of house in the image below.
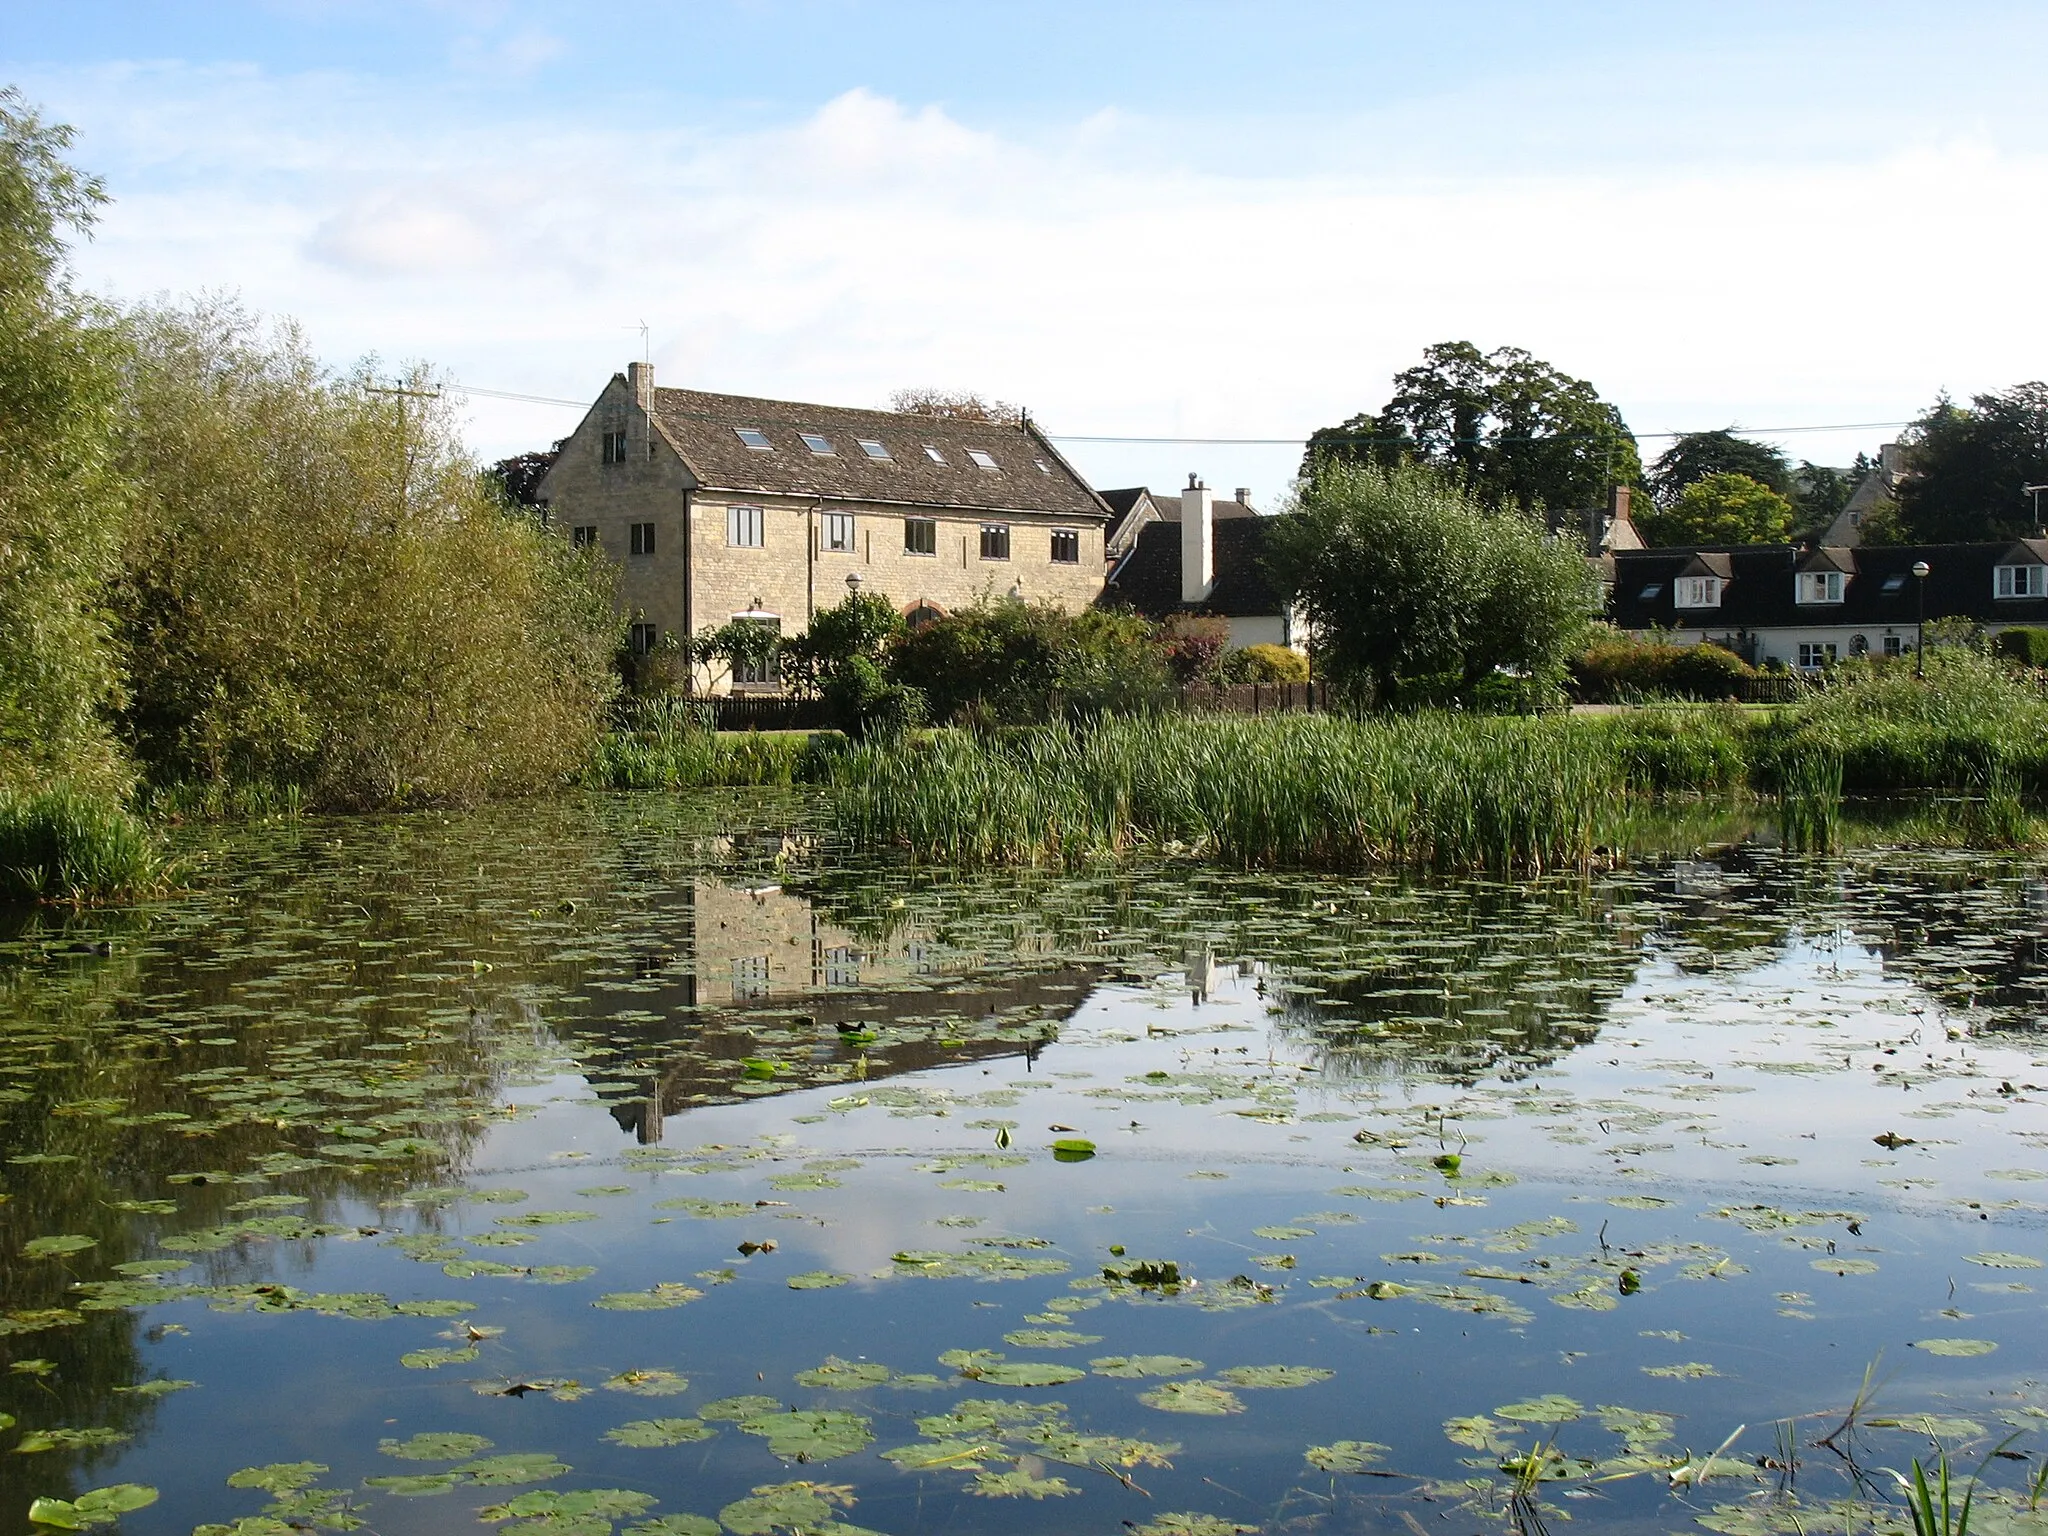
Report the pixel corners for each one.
[540,376,1107,687]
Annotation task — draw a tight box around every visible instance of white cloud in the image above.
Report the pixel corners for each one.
[28,62,2048,499]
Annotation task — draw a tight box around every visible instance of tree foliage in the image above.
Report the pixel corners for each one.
[1635,472,1796,547]
[486,447,559,509]
[1301,342,1642,515]
[1266,460,1598,706]
[0,88,129,794]
[888,388,1021,424]
[1896,384,2048,543]
[112,300,619,808]
[788,591,924,739]
[891,601,1171,725]
[1647,429,1791,504]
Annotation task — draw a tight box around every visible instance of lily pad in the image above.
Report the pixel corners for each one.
[699,1395,784,1422]
[1910,1338,1998,1357]
[1215,1365,1333,1389]
[969,1467,1078,1498]
[225,1464,326,1493]
[717,1481,854,1536]
[737,1410,875,1461]
[379,1432,494,1461]
[605,1419,717,1448]
[27,1485,158,1529]
[453,1452,572,1486]
[1091,1355,1205,1378]
[1964,1252,2043,1269]
[1139,1381,1245,1416]
[786,1271,852,1290]
[400,1346,479,1370]
[593,1283,703,1311]
[795,1358,893,1389]
[604,1369,690,1397]
[1305,1440,1389,1472]
[22,1236,97,1260]
[1495,1394,1584,1424]
[1129,1516,1259,1536]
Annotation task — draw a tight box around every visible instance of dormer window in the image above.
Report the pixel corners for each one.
[1674,576,1722,609]
[856,438,891,460]
[799,432,834,455]
[734,427,774,451]
[1995,564,2046,598]
[1798,570,1845,604]
[967,449,999,471]
[923,446,946,464]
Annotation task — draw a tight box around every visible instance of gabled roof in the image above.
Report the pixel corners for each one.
[1797,545,1857,574]
[642,384,1109,519]
[1101,517,1286,620]
[1999,537,2048,566]
[1612,542,2048,631]
[1678,551,1732,579]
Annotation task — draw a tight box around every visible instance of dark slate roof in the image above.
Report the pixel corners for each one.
[1101,517,1287,619]
[645,385,1108,519]
[1612,543,2048,631]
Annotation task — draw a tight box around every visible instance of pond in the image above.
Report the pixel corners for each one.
[2,793,2046,1536]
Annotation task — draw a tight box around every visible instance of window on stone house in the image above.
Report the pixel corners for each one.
[630,522,656,555]
[1797,641,1838,669]
[904,518,937,556]
[733,427,774,451]
[602,429,628,464]
[979,524,1010,560]
[1050,528,1080,564]
[629,622,658,656]
[800,433,834,455]
[731,616,781,688]
[923,446,946,464]
[967,449,999,471]
[857,438,892,460]
[822,513,856,552]
[727,505,764,548]
[1996,564,2045,598]
[572,525,598,548]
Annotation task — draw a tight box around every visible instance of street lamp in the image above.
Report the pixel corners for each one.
[1911,560,1931,677]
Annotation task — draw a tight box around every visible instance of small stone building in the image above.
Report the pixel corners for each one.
[538,365,1112,690]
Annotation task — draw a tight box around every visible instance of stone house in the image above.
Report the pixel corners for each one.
[537,364,1112,690]
[1100,483,1260,561]
[1100,475,1305,651]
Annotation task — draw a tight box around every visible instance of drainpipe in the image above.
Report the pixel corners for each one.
[807,500,819,626]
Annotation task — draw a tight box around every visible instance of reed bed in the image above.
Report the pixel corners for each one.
[585,698,821,790]
[0,787,179,903]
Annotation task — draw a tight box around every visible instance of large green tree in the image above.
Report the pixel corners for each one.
[1301,342,1642,514]
[1895,384,2048,543]
[1266,460,1598,705]
[1647,429,1791,504]
[0,89,129,794]
[1635,472,1796,547]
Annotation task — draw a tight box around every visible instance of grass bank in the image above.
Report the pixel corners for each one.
[0,786,179,903]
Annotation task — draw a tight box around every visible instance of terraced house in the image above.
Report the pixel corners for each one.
[538,365,1112,690]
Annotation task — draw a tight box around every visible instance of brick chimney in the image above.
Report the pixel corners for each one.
[1234,487,1252,510]
[1181,473,1214,604]
[628,360,655,412]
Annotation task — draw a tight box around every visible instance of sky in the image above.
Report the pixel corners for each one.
[8,0,2048,504]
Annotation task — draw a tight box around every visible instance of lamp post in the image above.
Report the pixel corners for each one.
[1911,560,1931,677]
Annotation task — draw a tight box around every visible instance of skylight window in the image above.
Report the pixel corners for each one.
[799,432,834,455]
[967,449,1000,471]
[1638,583,1663,601]
[1881,573,1907,594]
[856,438,892,460]
[733,427,774,451]
[1034,459,1052,474]
[923,446,946,465]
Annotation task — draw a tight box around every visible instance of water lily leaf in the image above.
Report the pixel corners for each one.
[1964,1252,2043,1269]
[14,1429,130,1453]
[226,1463,326,1493]
[526,1266,598,1285]
[1251,1226,1314,1241]
[1643,1362,1719,1379]
[1606,1196,1673,1210]
[1596,1407,1675,1449]
[717,1481,854,1536]
[494,1211,599,1227]
[1444,1416,1515,1453]
[1215,1365,1333,1389]
[604,1369,690,1397]
[624,1519,720,1536]
[477,1488,656,1532]
[1050,1140,1095,1161]
[28,1485,158,1529]
[738,1410,874,1461]
[1495,1394,1583,1424]
[1305,1440,1389,1472]
[974,1362,1086,1387]
[699,1396,784,1422]
[1910,1338,1998,1357]
[786,1272,852,1290]
[1000,1329,1101,1350]
[400,1346,479,1370]
[192,1519,296,1536]
[453,1452,572,1486]
[1811,1258,1879,1275]
[378,1432,493,1461]
[593,1284,702,1311]
[795,1358,892,1389]
[1139,1381,1245,1416]
[606,1419,716,1448]
[970,1467,1077,1498]
[22,1236,96,1260]
[362,1473,462,1496]
[1128,1516,1259,1536]
[576,1186,633,1198]
[1091,1355,1205,1379]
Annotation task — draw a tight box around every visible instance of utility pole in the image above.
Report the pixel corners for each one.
[2024,483,2048,535]
[364,383,442,521]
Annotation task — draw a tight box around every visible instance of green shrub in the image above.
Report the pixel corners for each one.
[1232,644,1310,683]
[0,786,176,903]
[1571,630,1757,702]
[892,601,1171,724]
[1993,627,2048,668]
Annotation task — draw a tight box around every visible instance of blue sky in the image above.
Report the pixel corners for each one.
[9,0,2048,499]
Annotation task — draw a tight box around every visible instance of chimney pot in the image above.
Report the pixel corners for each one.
[1235,487,1251,508]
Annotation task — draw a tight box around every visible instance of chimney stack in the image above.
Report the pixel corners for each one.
[627,360,655,413]
[1234,488,1252,510]
[1181,473,1215,604]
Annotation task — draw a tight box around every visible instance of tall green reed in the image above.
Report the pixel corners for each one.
[0,786,178,903]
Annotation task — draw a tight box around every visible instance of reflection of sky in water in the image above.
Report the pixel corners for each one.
[4,809,2047,1535]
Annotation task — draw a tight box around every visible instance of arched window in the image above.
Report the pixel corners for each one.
[904,602,946,632]
[1850,634,1870,656]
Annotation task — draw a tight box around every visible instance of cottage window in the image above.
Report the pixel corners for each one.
[1797,642,1838,669]
[571,525,598,549]
[1050,528,1080,564]
[727,505,765,548]
[905,602,944,631]
[733,427,774,451]
[967,449,1000,471]
[856,438,892,460]
[980,523,1011,561]
[1995,564,2045,598]
[800,432,834,455]
[1798,571,1845,604]
[1883,634,1904,657]
[630,522,656,556]
[731,616,781,687]
[601,429,629,464]
[904,517,937,556]
[923,446,947,465]
[1674,576,1722,609]
[629,622,658,656]
[822,512,856,552]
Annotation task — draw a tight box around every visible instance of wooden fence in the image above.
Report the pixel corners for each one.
[1177,681,1330,715]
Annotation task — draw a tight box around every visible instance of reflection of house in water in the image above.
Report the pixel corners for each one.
[578,879,1101,1142]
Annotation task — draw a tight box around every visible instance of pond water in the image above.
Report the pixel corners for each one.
[3,794,2047,1536]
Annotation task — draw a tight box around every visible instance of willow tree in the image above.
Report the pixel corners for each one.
[0,90,129,794]
[113,300,620,808]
